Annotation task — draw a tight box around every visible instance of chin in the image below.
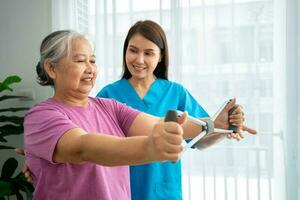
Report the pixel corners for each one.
[131,73,147,79]
[79,87,92,94]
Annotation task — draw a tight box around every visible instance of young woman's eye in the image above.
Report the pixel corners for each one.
[90,60,96,64]
[145,52,154,56]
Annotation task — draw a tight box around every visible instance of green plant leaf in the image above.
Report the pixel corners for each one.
[0,95,28,102]
[0,107,29,113]
[19,183,34,200]
[0,124,24,137]
[0,136,7,143]
[0,180,12,197]
[0,75,21,92]
[0,158,18,179]
[15,190,24,200]
[3,76,22,85]
[0,84,12,92]
[0,145,15,150]
[0,116,24,125]
[14,173,34,199]
[0,75,33,199]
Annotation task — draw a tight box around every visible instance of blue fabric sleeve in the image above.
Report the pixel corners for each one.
[178,84,209,118]
[96,87,108,98]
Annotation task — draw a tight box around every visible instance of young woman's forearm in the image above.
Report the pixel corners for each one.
[182,119,204,139]
[128,112,204,140]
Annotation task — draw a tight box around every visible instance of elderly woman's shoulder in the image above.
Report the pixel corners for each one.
[29,98,57,109]
[91,96,119,105]
[25,98,64,117]
[90,97,127,112]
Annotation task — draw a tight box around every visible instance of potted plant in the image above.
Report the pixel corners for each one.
[0,75,34,200]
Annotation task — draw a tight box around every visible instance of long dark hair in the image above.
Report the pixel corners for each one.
[122,20,169,80]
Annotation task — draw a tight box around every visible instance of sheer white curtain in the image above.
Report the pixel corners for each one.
[285,0,299,199]
[51,0,299,199]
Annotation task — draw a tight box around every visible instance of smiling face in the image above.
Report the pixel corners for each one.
[47,37,97,101]
[125,33,161,81]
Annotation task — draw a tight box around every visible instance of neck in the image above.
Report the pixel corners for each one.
[128,75,156,99]
[53,92,89,107]
[128,75,156,89]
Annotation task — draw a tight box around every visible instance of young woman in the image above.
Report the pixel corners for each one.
[97,20,256,200]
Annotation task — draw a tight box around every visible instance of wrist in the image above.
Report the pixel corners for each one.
[143,136,156,163]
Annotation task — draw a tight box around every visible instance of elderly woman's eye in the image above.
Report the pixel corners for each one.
[129,48,137,53]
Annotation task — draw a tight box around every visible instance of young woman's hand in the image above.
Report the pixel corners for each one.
[15,148,33,183]
[214,99,257,141]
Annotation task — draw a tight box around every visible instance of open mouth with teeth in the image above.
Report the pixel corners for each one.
[133,65,146,71]
[81,77,93,82]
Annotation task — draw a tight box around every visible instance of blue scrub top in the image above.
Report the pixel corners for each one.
[97,78,208,200]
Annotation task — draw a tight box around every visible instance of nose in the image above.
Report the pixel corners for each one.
[135,53,144,64]
[85,62,96,74]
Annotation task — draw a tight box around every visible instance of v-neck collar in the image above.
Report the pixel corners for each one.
[121,78,168,107]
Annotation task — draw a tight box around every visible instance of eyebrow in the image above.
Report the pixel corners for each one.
[73,54,96,58]
[128,45,155,52]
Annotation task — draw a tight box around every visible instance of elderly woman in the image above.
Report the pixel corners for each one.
[24,30,251,200]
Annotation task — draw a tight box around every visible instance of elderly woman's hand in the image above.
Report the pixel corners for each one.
[148,114,186,162]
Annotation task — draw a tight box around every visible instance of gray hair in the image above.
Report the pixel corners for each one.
[36,30,86,86]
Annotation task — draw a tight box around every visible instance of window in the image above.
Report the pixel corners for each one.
[52,0,293,199]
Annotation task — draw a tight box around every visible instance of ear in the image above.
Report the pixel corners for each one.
[44,61,56,80]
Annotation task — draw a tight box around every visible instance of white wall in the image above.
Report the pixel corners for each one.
[0,0,53,103]
[0,0,52,190]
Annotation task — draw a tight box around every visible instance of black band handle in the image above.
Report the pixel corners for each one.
[165,110,179,122]
[228,105,238,133]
